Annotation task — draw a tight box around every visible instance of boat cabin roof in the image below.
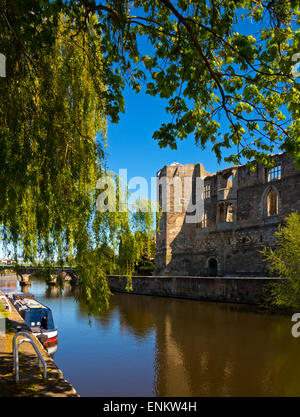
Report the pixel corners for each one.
[12,292,35,300]
[15,297,49,311]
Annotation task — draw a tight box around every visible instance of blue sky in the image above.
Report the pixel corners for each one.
[105,83,232,187]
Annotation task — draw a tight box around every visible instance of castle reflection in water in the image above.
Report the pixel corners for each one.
[8,278,300,397]
[77,289,300,396]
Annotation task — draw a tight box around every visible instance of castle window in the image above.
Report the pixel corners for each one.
[222,171,233,189]
[202,212,207,228]
[267,188,278,216]
[192,177,196,205]
[219,202,225,222]
[204,184,211,199]
[158,184,162,207]
[196,212,207,229]
[217,201,235,223]
[267,165,281,182]
[226,203,234,222]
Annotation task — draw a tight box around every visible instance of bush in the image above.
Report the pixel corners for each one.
[134,257,155,276]
[262,212,300,309]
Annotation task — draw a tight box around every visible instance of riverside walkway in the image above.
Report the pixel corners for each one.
[0,287,78,397]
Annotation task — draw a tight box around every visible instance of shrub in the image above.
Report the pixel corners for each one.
[262,212,300,309]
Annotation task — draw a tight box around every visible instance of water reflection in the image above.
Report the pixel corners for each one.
[45,343,58,356]
[20,283,30,293]
[0,277,18,293]
[95,294,300,396]
[2,277,300,396]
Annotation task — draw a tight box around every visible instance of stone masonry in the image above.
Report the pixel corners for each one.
[155,153,300,276]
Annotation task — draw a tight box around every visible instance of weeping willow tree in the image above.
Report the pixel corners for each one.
[118,199,157,281]
[0,8,156,311]
[0,11,105,256]
[89,177,159,303]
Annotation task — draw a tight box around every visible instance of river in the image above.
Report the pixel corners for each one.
[1,276,300,397]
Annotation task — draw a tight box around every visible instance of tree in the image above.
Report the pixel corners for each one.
[2,1,299,168]
[67,1,299,166]
[0,4,156,310]
[0,9,107,260]
[0,1,299,308]
[262,212,300,309]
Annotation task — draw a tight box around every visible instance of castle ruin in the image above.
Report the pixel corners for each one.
[155,153,300,277]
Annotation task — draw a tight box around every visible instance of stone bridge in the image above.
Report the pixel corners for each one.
[0,266,79,285]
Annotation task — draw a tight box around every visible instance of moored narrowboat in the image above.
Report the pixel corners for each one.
[8,292,58,345]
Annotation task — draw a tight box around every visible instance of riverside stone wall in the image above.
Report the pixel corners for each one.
[108,275,280,305]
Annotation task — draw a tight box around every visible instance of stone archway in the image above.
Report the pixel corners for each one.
[208,258,218,276]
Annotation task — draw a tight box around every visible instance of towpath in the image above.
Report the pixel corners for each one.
[0,288,78,397]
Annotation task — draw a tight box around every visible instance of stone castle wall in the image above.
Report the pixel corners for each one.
[108,275,279,305]
[155,154,300,276]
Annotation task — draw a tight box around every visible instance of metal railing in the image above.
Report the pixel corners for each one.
[0,294,11,312]
[13,331,47,382]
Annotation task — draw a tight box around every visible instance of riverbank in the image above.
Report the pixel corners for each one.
[108,275,280,305]
[0,289,78,397]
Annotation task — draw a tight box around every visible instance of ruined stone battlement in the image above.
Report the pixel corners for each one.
[155,153,300,277]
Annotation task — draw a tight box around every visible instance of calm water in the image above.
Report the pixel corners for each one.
[2,277,300,397]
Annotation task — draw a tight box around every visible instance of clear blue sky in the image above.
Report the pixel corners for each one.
[105,85,235,192]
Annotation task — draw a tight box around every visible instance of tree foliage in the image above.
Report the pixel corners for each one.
[0,3,156,310]
[262,212,300,309]
[73,0,299,167]
[0,9,106,260]
[1,1,299,169]
[1,0,299,308]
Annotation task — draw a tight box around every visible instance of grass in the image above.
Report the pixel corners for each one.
[0,302,8,318]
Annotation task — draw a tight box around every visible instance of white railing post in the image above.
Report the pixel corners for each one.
[12,331,47,382]
[0,295,11,312]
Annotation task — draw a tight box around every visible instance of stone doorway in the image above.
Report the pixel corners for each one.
[208,258,218,276]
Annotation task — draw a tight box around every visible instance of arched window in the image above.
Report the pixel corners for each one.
[267,188,278,217]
